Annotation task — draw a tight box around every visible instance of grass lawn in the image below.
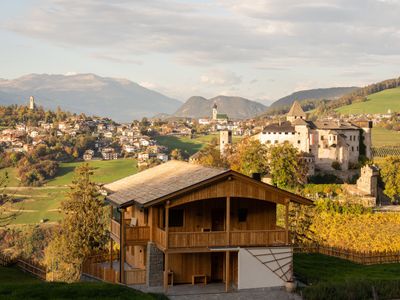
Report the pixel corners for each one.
[294,253,400,284]
[336,87,400,115]
[5,187,68,225]
[1,159,139,225]
[371,127,400,147]
[47,159,139,186]
[0,266,167,300]
[295,253,400,299]
[155,134,243,156]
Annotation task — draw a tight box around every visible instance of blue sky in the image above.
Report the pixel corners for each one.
[1,0,400,103]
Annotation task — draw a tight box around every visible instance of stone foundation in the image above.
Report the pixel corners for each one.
[146,242,164,287]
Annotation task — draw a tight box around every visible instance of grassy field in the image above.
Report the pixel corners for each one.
[294,253,400,284]
[0,266,166,300]
[371,127,400,147]
[47,159,138,186]
[2,159,139,225]
[155,134,243,156]
[336,87,400,115]
[295,253,400,300]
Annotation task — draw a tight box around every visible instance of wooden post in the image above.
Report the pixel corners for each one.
[149,206,154,241]
[164,251,169,292]
[285,199,290,245]
[225,251,230,292]
[110,239,113,269]
[110,205,114,269]
[121,208,126,284]
[226,196,230,246]
[164,201,170,292]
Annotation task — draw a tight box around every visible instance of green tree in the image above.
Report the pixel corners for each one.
[0,173,19,227]
[227,138,269,176]
[45,164,108,282]
[380,156,400,201]
[269,143,308,189]
[170,148,183,160]
[194,143,227,168]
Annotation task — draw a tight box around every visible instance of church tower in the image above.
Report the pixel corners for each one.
[286,101,306,123]
[212,103,218,120]
[29,96,36,110]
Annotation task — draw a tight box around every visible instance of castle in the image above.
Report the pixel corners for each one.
[254,101,372,173]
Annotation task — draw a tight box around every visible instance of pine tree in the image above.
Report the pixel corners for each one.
[45,164,108,282]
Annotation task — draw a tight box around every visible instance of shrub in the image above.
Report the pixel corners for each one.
[331,161,341,170]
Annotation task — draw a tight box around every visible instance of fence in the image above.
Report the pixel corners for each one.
[295,245,400,265]
[17,259,47,280]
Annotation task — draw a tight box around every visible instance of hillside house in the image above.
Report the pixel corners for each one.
[104,161,312,292]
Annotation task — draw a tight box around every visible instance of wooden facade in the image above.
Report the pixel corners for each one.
[105,167,312,291]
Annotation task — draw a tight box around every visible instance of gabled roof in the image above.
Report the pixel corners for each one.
[314,120,359,130]
[104,161,228,206]
[104,161,313,208]
[287,101,306,118]
[262,121,294,133]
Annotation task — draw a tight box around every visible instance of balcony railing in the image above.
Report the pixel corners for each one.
[167,229,286,249]
[110,219,150,244]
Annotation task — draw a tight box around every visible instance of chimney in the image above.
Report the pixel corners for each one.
[252,173,261,181]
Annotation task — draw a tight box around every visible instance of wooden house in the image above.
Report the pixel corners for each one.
[104,161,312,291]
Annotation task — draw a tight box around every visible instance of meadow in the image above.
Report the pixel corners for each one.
[295,253,400,300]
[2,159,138,225]
[371,127,400,147]
[0,266,166,300]
[154,133,243,156]
[336,87,400,115]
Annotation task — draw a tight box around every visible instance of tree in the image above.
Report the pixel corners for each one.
[269,143,308,189]
[45,164,108,282]
[380,156,400,201]
[0,172,19,228]
[170,148,183,161]
[227,138,269,176]
[193,143,228,168]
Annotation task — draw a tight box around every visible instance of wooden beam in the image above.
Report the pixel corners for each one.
[226,196,230,246]
[149,206,154,241]
[165,201,170,250]
[285,199,290,245]
[164,251,169,292]
[110,239,113,269]
[121,208,126,284]
[225,251,230,292]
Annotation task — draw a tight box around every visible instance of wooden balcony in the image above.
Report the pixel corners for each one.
[167,229,287,249]
[110,219,150,245]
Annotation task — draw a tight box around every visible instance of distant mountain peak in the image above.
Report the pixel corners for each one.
[0,73,182,122]
[174,95,267,119]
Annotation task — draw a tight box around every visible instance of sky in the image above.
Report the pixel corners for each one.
[1,0,400,104]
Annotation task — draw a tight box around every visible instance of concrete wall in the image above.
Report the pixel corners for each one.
[238,247,292,290]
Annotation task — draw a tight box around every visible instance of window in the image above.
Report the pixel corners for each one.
[274,140,278,144]
[297,140,301,144]
[238,208,248,222]
[169,209,184,227]
[351,146,354,151]
[321,135,324,141]
[285,132,288,135]
[266,140,271,144]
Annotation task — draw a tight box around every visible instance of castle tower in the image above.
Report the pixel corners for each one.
[286,101,306,123]
[29,96,36,110]
[212,103,218,120]
[220,130,232,156]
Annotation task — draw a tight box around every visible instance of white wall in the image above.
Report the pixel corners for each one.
[238,247,292,290]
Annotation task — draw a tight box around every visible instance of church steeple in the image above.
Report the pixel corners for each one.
[212,103,218,120]
[29,96,36,110]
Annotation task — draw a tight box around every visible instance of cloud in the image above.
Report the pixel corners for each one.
[200,70,242,86]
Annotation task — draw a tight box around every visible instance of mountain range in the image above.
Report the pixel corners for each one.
[0,73,182,122]
[173,95,267,119]
[270,87,359,109]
